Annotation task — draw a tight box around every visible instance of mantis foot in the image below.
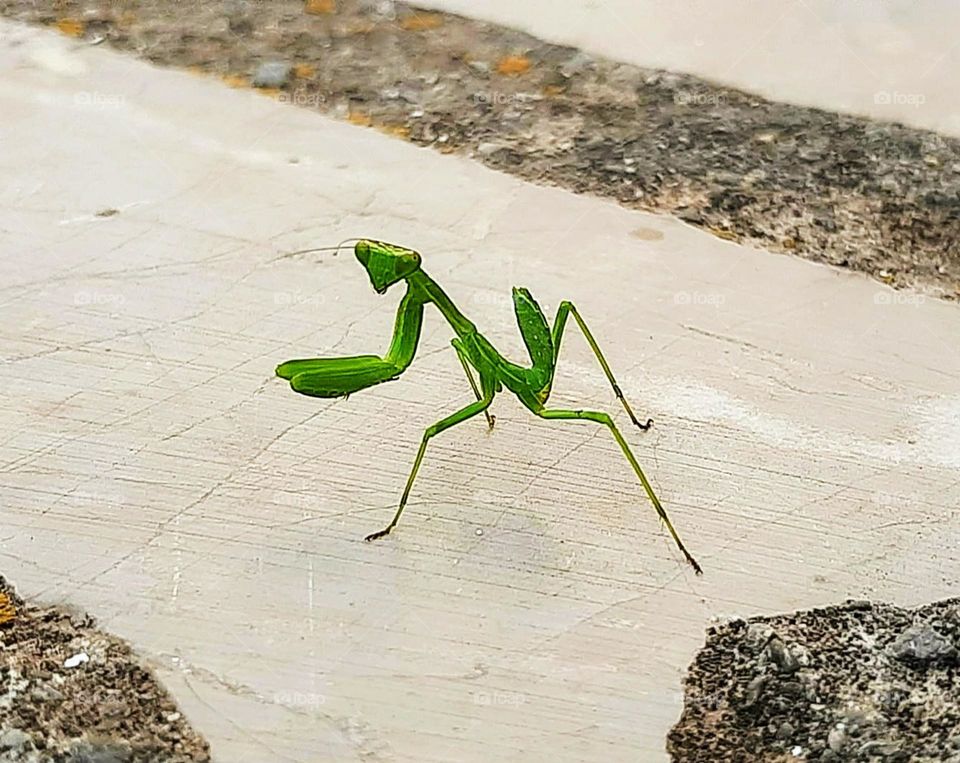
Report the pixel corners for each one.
[633,417,654,431]
[686,552,704,576]
[364,527,394,542]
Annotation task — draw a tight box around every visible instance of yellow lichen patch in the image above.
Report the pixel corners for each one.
[187,65,207,77]
[348,111,372,127]
[399,13,443,31]
[257,87,282,99]
[496,56,531,75]
[630,226,665,242]
[348,21,377,35]
[0,592,15,627]
[222,74,249,88]
[710,227,739,242]
[542,84,566,97]
[55,18,85,38]
[305,0,336,14]
[377,124,411,139]
[293,63,316,79]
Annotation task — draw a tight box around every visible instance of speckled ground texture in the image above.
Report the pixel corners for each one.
[0,577,210,763]
[1,0,958,298]
[668,597,960,762]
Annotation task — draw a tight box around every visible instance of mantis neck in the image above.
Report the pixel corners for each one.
[408,270,477,338]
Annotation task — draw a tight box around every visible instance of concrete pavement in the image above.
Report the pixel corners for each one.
[1,18,959,762]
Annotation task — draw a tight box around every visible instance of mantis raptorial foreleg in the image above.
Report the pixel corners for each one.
[551,301,653,431]
[534,407,702,574]
[454,343,495,430]
[364,385,496,542]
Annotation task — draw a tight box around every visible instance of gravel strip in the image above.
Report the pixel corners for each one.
[669,597,960,762]
[0,577,210,763]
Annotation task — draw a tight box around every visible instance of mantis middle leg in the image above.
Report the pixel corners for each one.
[454,343,495,430]
[551,301,653,431]
[535,406,701,574]
[364,380,496,541]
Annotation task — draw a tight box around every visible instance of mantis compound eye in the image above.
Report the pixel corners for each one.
[354,240,371,267]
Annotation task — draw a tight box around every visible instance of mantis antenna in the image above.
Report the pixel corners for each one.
[272,238,364,262]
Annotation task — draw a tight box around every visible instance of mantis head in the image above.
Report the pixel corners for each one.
[355,239,422,294]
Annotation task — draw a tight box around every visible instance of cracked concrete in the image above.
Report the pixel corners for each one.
[1,17,959,763]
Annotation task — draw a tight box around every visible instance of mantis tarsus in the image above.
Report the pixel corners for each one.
[276,239,702,574]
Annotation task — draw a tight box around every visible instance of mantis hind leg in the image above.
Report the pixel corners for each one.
[453,341,495,430]
[551,301,653,431]
[534,406,702,574]
[365,378,496,542]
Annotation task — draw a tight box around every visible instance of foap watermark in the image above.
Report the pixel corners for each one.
[270,488,322,510]
[74,91,125,109]
[473,91,537,106]
[74,290,126,306]
[61,687,137,708]
[273,691,326,708]
[673,291,725,307]
[72,489,124,507]
[276,89,326,108]
[472,489,537,511]
[674,90,726,107]
[473,691,526,707]
[872,492,912,509]
[873,291,925,307]
[274,291,325,307]
[471,289,513,308]
[874,90,925,108]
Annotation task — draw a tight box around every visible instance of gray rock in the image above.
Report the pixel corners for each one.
[775,721,795,740]
[252,61,292,88]
[65,741,132,763]
[467,60,490,77]
[28,682,64,701]
[0,728,33,754]
[827,723,846,752]
[858,739,903,757]
[766,636,800,673]
[890,624,957,665]
[559,52,592,79]
[743,674,766,706]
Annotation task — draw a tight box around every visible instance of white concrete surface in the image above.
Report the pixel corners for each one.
[422,0,960,136]
[2,20,959,763]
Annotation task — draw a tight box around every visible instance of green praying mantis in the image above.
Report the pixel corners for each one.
[275,239,702,574]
